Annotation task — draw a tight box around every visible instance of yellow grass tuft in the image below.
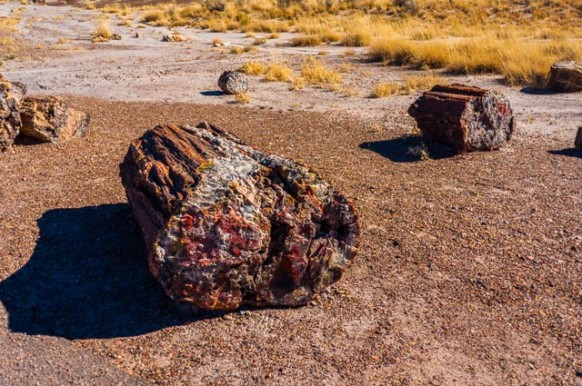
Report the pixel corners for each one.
[402,74,444,93]
[371,82,401,98]
[300,58,342,86]
[240,61,268,75]
[235,92,250,104]
[265,62,293,82]
[291,35,321,47]
[92,21,113,43]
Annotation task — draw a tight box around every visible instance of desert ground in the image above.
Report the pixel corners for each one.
[0,1,580,385]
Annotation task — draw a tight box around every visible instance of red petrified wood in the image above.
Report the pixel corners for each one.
[120,123,360,310]
[408,84,515,153]
[575,127,582,150]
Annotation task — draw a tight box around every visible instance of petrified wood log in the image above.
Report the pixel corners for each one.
[19,96,90,143]
[408,84,515,153]
[0,76,26,151]
[218,71,248,95]
[575,127,582,150]
[120,123,360,310]
[546,61,582,93]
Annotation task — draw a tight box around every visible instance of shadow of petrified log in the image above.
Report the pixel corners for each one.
[0,204,212,339]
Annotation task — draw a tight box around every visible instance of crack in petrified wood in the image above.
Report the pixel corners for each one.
[120,123,360,310]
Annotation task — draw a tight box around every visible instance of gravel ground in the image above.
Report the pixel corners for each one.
[0,98,581,385]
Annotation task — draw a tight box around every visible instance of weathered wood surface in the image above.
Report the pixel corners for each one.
[19,96,90,143]
[547,61,582,93]
[120,123,360,310]
[0,75,26,151]
[408,84,515,153]
[575,127,582,150]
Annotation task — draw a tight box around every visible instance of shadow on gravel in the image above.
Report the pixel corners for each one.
[547,148,582,159]
[200,90,225,96]
[360,136,456,163]
[519,87,557,95]
[0,204,220,339]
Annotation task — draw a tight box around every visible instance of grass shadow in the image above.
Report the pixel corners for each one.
[360,135,456,163]
[0,204,221,339]
[547,148,582,159]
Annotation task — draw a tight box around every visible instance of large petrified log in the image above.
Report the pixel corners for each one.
[19,96,90,143]
[408,84,515,153]
[0,75,26,151]
[546,61,582,93]
[120,123,360,310]
[575,127,582,150]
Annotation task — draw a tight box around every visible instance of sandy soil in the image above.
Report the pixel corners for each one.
[0,1,581,386]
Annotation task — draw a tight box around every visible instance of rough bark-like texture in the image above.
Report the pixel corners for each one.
[575,127,582,150]
[0,76,26,151]
[546,61,582,93]
[19,96,90,143]
[218,71,248,95]
[408,84,515,153]
[120,123,360,310]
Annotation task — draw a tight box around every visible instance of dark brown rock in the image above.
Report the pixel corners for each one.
[575,127,582,150]
[408,84,515,153]
[0,76,26,151]
[546,61,582,93]
[218,71,248,95]
[120,123,360,310]
[19,96,90,143]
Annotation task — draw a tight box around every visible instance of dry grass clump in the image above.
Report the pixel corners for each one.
[240,61,268,75]
[371,82,401,98]
[291,35,322,47]
[140,6,188,27]
[369,36,581,87]
[265,62,293,82]
[234,92,250,104]
[92,21,113,43]
[300,58,342,86]
[230,45,257,54]
[289,76,306,90]
[402,74,443,92]
[341,31,372,47]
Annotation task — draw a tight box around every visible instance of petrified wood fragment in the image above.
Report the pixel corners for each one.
[120,123,360,310]
[19,96,90,143]
[408,84,515,153]
[218,71,248,95]
[0,76,26,151]
[546,61,582,93]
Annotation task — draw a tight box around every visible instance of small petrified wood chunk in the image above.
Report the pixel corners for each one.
[575,127,582,150]
[546,61,582,93]
[218,71,248,95]
[120,123,360,310]
[19,96,90,143]
[408,84,515,153]
[0,76,26,151]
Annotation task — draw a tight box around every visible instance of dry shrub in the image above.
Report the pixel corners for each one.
[371,82,401,98]
[240,61,268,75]
[301,58,342,85]
[235,92,250,104]
[265,62,293,81]
[92,21,113,43]
[402,74,444,92]
[291,35,321,46]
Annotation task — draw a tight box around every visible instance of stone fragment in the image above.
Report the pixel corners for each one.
[120,123,360,310]
[162,33,186,42]
[0,75,26,151]
[546,61,582,93]
[111,33,122,40]
[408,84,515,153]
[19,96,90,143]
[218,71,248,95]
[575,127,582,150]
